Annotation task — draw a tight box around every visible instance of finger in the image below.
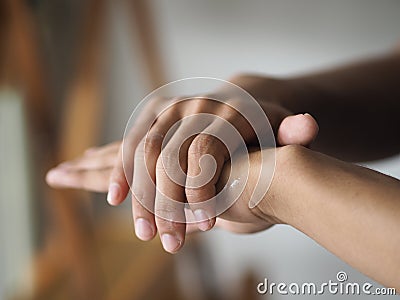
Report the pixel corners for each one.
[132,115,179,241]
[154,127,194,253]
[186,124,229,231]
[107,97,174,205]
[57,146,118,171]
[277,113,319,146]
[154,113,215,252]
[107,144,131,205]
[132,193,157,241]
[155,150,187,253]
[46,168,111,192]
[132,104,183,240]
[83,141,121,156]
[132,138,158,241]
[107,110,157,206]
[185,223,202,234]
[138,101,208,252]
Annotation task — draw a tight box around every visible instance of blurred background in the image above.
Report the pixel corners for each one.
[1,0,399,299]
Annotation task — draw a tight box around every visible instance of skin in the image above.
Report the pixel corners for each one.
[102,51,400,251]
[46,48,400,289]
[46,143,400,290]
[102,81,319,252]
[46,114,318,237]
[232,52,400,161]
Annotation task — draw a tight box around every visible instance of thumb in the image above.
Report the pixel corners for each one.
[277,113,319,147]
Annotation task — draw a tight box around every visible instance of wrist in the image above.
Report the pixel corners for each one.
[252,145,311,226]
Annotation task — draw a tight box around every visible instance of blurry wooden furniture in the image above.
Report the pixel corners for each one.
[129,0,167,89]
[1,0,263,299]
[33,212,184,300]
[2,0,105,298]
[1,0,184,299]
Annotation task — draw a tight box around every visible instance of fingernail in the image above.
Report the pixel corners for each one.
[161,234,181,253]
[194,209,211,231]
[135,218,154,240]
[107,183,120,205]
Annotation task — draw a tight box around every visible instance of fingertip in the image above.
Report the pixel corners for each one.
[134,218,156,241]
[107,183,122,205]
[45,168,63,186]
[194,209,215,231]
[45,169,55,186]
[277,113,319,146]
[161,233,183,253]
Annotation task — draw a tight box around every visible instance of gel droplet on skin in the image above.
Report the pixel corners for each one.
[230,177,241,189]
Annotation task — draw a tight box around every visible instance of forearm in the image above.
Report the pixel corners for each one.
[286,52,400,161]
[261,145,400,289]
[231,51,400,161]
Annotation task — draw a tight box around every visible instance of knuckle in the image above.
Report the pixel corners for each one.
[156,148,178,172]
[185,96,214,114]
[155,203,181,224]
[155,202,174,215]
[185,187,208,202]
[185,185,214,202]
[184,186,199,200]
[191,97,208,111]
[131,185,144,201]
[188,134,214,156]
[144,133,163,152]
[158,103,178,118]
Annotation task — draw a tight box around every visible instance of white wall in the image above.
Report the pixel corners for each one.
[105,1,400,298]
[0,91,34,298]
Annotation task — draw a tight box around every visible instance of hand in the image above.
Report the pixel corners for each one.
[47,141,400,290]
[47,106,317,254]
[105,76,318,251]
[46,142,283,239]
[46,142,120,192]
